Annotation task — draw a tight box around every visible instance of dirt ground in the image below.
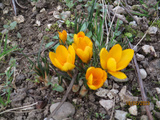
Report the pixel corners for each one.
[0,0,160,120]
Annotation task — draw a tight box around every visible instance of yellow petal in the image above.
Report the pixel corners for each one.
[77,31,85,37]
[116,49,134,70]
[107,57,116,72]
[58,30,67,44]
[107,44,122,63]
[100,48,108,69]
[73,34,79,45]
[68,45,75,64]
[86,67,94,79]
[56,45,68,64]
[49,52,63,69]
[84,36,93,48]
[76,46,92,63]
[108,71,127,79]
[62,62,75,72]
[87,73,93,85]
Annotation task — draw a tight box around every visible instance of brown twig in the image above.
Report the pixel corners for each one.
[128,42,153,120]
[11,0,28,16]
[47,69,78,120]
[12,0,17,16]
[15,0,28,9]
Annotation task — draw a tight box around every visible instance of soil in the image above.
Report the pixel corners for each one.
[0,0,160,120]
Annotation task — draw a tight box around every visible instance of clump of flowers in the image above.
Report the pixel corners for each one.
[49,31,134,93]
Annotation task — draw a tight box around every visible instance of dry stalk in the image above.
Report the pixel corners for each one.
[0,102,38,115]
[128,41,153,120]
[133,17,158,50]
[105,1,120,49]
[47,69,78,120]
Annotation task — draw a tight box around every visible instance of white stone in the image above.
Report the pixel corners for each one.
[36,20,41,26]
[129,21,137,28]
[115,13,128,23]
[112,6,126,14]
[142,45,157,57]
[99,99,114,111]
[50,102,75,120]
[57,5,62,11]
[140,69,147,79]
[156,101,160,109]
[61,11,71,20]
[53,11,60,19]
[128,105,137,116]
[40,8,46,13]
[13,15,25,23]
[32,6,36,12]
[155,87,160,94]
[96,88,109,98]
[115,110,128,120]
[3,7,9,14]
[133,16,142,24]
[47,24,52,29]
[107,89,119,99]
[148,26,158,35]
[136,53,145,61]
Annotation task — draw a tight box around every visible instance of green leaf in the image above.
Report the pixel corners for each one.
[10,21,17,30]
[86,31,92,38]
[125,32,132,38]
[53,35,58,39]
[53,43,59,51]
[80,22,88,32]
[45,42,54,49]
[53,84,64,92]
[3,25,9,29]
[17,32,22,38]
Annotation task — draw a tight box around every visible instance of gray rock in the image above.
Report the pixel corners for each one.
[129,21,137,28]
[99,99,114,111]
[95,88,109,98]
[49,102,75,120]
[148,26,158,35]
[119,86,138,103]
[13,15,25,23]
[133,16,142,24]
[53,11,60,19]
[136,53,145,61]
[112,6,126,14]
[140,69,147,79]
[156,101,160,109]
[61,11,71,20]
[140,115,148,120]
[142,45,157,57]
[107,89,119,99]
[128,105,137,116]
[0,3,4,9]
[57,5,62,12]
[115,110,128,120]
[155,87,160,94]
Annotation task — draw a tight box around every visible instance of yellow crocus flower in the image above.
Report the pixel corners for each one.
[58,30,67,44]
[86,67,107,90]
[49,45,75,72]
[100,44,134,79]
[72,31,93,63]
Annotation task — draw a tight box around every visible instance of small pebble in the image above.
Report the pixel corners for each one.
[140,69,147,79]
